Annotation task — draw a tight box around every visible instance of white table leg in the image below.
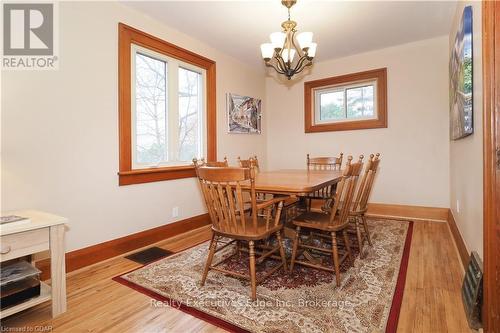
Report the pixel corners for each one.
[50,224,67,317]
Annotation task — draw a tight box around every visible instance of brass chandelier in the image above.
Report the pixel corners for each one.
[260,0,317,80]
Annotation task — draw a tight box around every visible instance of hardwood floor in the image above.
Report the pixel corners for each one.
[1,220,471,332]
[398,221,471,333]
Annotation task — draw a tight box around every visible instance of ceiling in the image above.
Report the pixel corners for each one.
[124,1,457,69]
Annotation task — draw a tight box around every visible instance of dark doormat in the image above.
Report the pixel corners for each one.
[125,247,173,265]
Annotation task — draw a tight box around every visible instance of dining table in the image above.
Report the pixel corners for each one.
[239,168,343,237]
[238,168,345,247]
[240,169,344,196]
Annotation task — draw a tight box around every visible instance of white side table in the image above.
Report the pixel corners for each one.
[0,210,67,319]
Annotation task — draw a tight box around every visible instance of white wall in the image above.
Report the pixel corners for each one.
[449,1,483,258]
[265,37,450,207]
[3,2,477,256]
[1,2,266,251]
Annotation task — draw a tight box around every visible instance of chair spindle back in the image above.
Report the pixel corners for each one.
[194,160,280,236]
[329,156,363,226]
[354,153,381,212]
[237,156,260,172]
[193,157,228,167]
[307,153,343,171]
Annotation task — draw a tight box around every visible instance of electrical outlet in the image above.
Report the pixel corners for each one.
[456,200,460,213]
[172,206,179,218]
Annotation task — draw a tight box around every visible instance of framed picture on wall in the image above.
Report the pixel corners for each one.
[450,5,473,140]
[226,93,262,134]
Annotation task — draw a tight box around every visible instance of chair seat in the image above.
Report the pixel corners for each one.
[212,216,282,240]
[292,211,346,231]
[244,196,298,211]
[349,205,368,215]
[337,201,368,216]
[317,199,368,215]
[283,196,299,206]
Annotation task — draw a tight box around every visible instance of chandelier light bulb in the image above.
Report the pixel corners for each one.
[270,32,286,50]
[297,32,313,50]
[307,43,317,58]
[260,43,274,59]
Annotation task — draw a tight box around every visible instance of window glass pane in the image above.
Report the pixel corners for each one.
[135,53,167,165]
[319,91,344,120]
[178,67,202,162]
[346,85,374,118]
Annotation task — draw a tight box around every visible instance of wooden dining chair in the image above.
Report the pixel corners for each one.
[239,155,301,223]
[305,153,343,211]
[350,153,381,252]
[194,162,288,300]
[290,156,363,287]
[238,156,263,196]
[307,153,344,171]
[237,155,268,206]
[237,155,260,172]
[199,156,228,167]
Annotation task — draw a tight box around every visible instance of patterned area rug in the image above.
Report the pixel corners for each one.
[114,219,413,333]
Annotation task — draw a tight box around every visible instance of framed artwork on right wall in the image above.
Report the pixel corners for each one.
[450,5,473,140]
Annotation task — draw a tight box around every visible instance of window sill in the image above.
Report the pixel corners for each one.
[305,117,387,133]
[118,165,196,186]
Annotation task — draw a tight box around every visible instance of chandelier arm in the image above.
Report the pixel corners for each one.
[276,54,288,73]
[294,59,313,75]
[266,61,286,75]
[272,55,285,73]
[292,54,309,72]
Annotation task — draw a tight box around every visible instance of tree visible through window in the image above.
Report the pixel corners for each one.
[118,23,216,186]
[131,46,205,169]
[178,67,202,162]
[304,68,387,133]
[316,83,376,123]
[135,53,167,165]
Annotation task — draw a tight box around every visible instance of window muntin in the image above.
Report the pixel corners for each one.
[131,45,206,169]
[314,80,377,125]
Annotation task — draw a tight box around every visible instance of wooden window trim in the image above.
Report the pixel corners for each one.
[304,68,387,133]
[482,1,500,330]
[118,23,216,186]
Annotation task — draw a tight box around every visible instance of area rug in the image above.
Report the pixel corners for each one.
[113,219,413,333]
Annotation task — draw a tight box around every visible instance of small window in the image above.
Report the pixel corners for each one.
[118,23,216,186]
[305,68,387,132]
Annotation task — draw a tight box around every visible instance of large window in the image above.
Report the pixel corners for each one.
[119,24,216,185]
[305,68,387,132]
[132,46,205,168]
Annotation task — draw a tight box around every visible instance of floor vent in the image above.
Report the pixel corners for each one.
[462,251,483,330]
[125,247,173,265]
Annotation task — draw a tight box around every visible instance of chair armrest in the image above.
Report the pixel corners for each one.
[255,196,290,210]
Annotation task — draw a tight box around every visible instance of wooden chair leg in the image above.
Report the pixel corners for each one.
[249,240,257,300]
[276,231,288,272]
[331,232,341,287]
[355,218,363,251]
[290,226,301,271]
[343,229,352,260]
[361,215,372,246]
[236,240,242,258]
[201,233,217,286]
